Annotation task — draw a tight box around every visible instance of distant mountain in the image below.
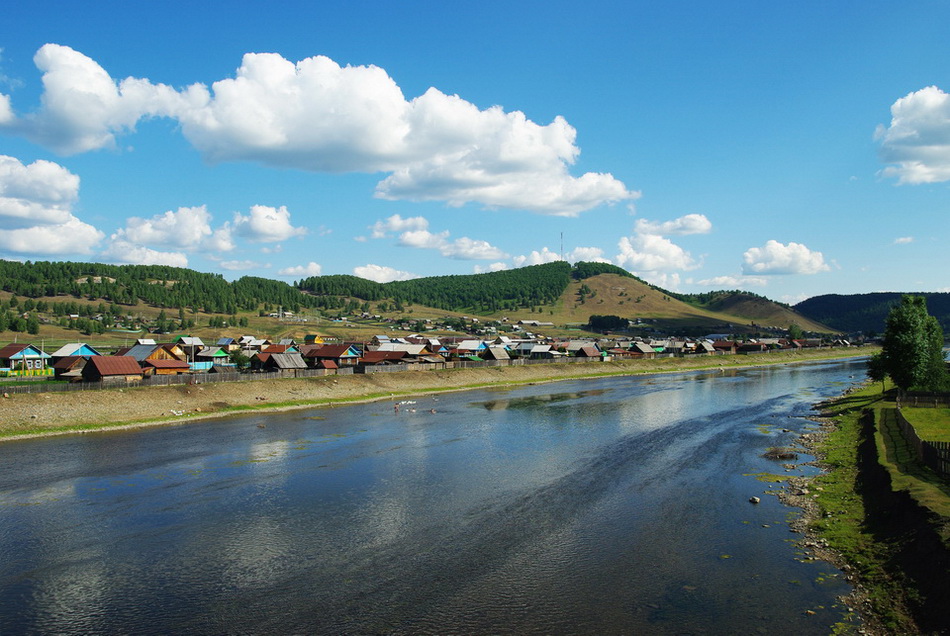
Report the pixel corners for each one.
[795,292,950,334]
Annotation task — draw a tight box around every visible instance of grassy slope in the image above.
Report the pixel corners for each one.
[809,384,950,633]
[1,272,832,348]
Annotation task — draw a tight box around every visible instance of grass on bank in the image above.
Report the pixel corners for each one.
[809,381,950,633]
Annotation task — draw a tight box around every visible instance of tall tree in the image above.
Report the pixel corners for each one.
[880,295,947,393]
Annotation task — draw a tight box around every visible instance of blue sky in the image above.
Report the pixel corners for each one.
[1,2,948,304]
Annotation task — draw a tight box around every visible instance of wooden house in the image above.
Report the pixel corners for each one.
[303,344,361,367]
[49,342,103,363]
[0,343,51,375]
[82,356,144,383]
[143,359,191,376]
[52,356,86,381]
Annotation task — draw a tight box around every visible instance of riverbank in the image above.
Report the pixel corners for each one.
[787,382,950,634]
[0,347,869,441]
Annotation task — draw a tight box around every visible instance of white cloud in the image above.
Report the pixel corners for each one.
[232,205,307,242]
[615,233,699,272]
[398,228,449,250]
[635,213,712,236]
[894,236,914,244]
[112,205,233,250]
[278,261,322,277]
[101,239,188,267]
[0,154,104,255]
[370,213,429,238]
[568,246,608,262]
[876,85,950,184]
[742,240,830,275]
[441,236,507,260]
[219,260,262,271]
[4,45,637,215]
[513,247,563,267]
[0,216,103,255]
[0,93,13,125]
[353,263,417,283]
[474,262,509,273]
[0,44,192,154]
[372,214,506,260]
[693,275,767,288]
[0,154,80,229]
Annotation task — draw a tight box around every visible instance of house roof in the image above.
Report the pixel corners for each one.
[144,359,191,369]
[305,344,359,358]
[576,345,601,357]
[86,356,143,376]
[0,343,49,359]
[268,353,307,369]
[125,343,159,362]
[52,356,84,370]
[361,351,407,364]
[50,342,102,358]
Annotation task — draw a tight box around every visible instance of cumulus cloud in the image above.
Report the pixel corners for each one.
[0,154,80,229]
[693,275,767,288]
[3,45,637,215]
[101,239,188,267]
[278,261,322,277]
[112,205,234,251]
[894,236,914,244]
[742,240,829,275]
[510,245,607,268]
[513,247,563,267]
[0,216,104,255]
[370,213,429,238]
[615,233,700,272]
[219,260,263,271]
[635,213,712,236]
[0,44,192,154]
[232,204,307,242]
[876,85,950,184]
[567,246,608,262]
[0,154,104,255]
[353,263,417,283]
[474,262,510,273]
[371,213,507,260]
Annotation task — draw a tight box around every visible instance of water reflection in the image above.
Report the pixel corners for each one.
[0,360,865,634]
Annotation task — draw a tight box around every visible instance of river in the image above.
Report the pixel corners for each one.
[0,359,864,634]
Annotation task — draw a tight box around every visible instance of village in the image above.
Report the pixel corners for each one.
[0,325,850,389]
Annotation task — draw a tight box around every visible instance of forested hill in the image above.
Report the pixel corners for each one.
[297,261,639,313]
[0,260,321,314]
[795,292,950,333]
[0,259,639,316]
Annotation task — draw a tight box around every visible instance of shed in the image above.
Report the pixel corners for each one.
[82,356,144,383]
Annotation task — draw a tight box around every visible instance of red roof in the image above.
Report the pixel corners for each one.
[361,351,407,364]
[0,343,29,358]
[52,356,83,370]
[305,344,356,358]
[86,356,144,376]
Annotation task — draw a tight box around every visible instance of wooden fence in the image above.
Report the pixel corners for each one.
[893,408,950,480]
[0,356,610,395]
[901,393,950,408]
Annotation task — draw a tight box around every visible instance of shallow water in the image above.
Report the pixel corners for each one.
[0,360,864,634]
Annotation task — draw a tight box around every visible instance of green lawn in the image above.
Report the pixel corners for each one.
[899,407,950,442]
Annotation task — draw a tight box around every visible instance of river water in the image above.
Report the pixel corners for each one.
[0,360,865,634]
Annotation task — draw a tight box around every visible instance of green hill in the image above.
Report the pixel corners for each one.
[0,258,830,338]
[795,292,950,334]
